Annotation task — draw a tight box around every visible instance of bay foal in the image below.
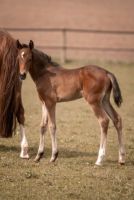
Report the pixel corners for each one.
[16,40,125,165]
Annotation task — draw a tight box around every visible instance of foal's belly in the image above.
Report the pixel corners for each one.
[56,90,83,102]
[52,69,83,102]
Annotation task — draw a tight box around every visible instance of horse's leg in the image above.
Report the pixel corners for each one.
[47,104,58,162]
[16,98,29,159]
[34,104,48,162]
[102,96,125,164]
[89,101,109,166]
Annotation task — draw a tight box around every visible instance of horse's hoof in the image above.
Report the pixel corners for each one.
[119,161,125,165]
[95,162,102,167]
[20,147,29,159]
[34,157,40,163]
[34,156,41,163]
[34,152,44,163]
[50,151,59,162]
[20,154,29,159]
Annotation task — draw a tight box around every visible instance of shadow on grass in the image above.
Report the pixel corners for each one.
[29,146,96,159]
[0,144,96,159]
[0,144,19,152]
[59,147,96,158]
[1,144,132,166]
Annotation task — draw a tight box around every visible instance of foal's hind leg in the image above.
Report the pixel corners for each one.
[88,101,109,166]
[102,97,125,164]
[34,104,48,162]
[16,97,29,159]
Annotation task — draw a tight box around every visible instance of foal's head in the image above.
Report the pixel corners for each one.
[16,40,34,80]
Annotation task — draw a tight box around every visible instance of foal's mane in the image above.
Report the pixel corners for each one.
[43,53,60,67]
[20,43,60,68]
[33,48,60,68]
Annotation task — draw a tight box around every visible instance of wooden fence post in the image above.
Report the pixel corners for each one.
[61,28,67,64]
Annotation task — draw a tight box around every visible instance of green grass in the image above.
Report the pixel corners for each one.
[0,61,134,200]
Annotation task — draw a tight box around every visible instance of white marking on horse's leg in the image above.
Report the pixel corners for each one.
[34,104,48,162]
[38,127,45,153]
[38,105,47,153]
[47,104,58,162]
[88,102,109,166]
[105,104,126,164]
[95,142,106,166]
[116,116,125,164]
[95,118,109,166]
[103,100,125,164]
[19,124,29,159]
[34,126,47,162]
[95,127,107,166]
[49,124,58,162]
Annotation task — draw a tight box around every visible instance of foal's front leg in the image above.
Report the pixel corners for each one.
[47,104,58,162]
[34,104,48,162]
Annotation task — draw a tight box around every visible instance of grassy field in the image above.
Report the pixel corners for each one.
[0,61,134,200]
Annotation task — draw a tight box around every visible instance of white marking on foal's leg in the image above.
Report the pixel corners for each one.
[117,117,125,165]
[95,118,109,166]
[49,124,58,162]
[34,104,48,162]
[34,126,47,162]
[19,124,29,159]
[38,127,45,153]
[95,147,106,166]
[118,130,125,165]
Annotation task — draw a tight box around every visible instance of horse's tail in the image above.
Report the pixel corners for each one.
[107,72,123,107]
[0,30,19,137]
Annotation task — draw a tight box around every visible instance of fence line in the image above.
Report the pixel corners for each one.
[3,27,134,63]
[37,46,134,52]
[4,27,134,35]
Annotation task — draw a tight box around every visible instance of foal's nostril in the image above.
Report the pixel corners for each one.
[19,73,26,80]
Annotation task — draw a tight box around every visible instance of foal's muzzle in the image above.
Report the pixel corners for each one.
[19,73,26,80]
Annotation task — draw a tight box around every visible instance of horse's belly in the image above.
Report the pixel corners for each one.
[57,90,83,102]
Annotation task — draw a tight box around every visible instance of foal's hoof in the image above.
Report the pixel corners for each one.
[94,163,102,167]
[20,154,29,159]
[34,156,40,163]
[20,147,29,159]
[34,152,44,163]
[95,161,102,167]
[50,151,59,162]
[119,161,125,165]
[119,157,125,165]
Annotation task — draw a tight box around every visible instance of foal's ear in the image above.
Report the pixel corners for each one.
[16,40,22,49]
[29,40,34,50]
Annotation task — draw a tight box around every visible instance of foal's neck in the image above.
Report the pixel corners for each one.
[29,49,49,82]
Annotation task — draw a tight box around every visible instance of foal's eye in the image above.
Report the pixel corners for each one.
[27,58,32,63]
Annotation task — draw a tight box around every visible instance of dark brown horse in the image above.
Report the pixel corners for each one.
[0,30,29,159]
[16,40,125,165]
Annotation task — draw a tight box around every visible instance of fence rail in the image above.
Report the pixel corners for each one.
[3,27,134,63]
[4,27,134,35]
